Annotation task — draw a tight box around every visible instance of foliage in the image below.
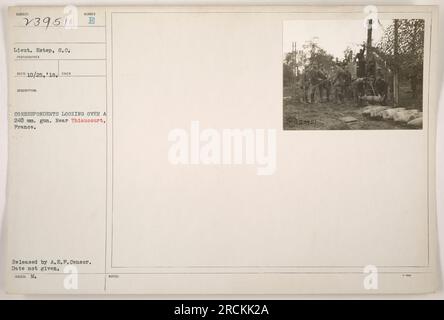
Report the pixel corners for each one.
[376,19,424,79]
[283,63,296,87]
[283,39,335,84]
[343,47,354,64]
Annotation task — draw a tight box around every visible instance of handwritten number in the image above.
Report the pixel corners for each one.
[23,16,65,28]
[23,18,33,26]
[43,17,51,29]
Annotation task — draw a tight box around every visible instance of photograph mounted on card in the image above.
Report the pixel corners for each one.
[283,17,426,130]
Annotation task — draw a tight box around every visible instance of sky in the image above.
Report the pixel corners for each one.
[283,19,393,59]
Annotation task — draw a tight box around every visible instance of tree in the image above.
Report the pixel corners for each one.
[283,63,296,87]
[376,19,424,99]
[343,47,354,64]
[304,40,335,69]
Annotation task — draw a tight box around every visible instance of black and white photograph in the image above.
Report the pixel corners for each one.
[283,18,425,130]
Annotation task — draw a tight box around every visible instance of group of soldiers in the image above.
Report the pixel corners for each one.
[299,63,353,104]
[298,54,389,106]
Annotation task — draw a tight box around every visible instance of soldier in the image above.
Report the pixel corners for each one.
[352,78,366,106]
[299,71,309,103]
[366,55,376,78]
[355,46,366,78]
[344,68,353,100]
[319,67,331,102]
[333,65,347,103]
[374,68,388,105]
[306,65,315,103]
[309,64,326,103]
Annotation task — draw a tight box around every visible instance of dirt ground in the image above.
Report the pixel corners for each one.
[283,99,416,130]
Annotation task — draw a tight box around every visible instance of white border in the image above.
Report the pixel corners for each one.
[0,0,443,299]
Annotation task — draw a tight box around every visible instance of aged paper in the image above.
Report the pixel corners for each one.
[5,5,439,294]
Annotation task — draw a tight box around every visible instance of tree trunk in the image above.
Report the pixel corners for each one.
[393,19,399,107]
[366,19,373,59]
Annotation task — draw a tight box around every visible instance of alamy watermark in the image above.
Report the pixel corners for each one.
[363,264,379,290]
[63,5,79,29]
[63,265,78,290]
[168,121,277,175]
